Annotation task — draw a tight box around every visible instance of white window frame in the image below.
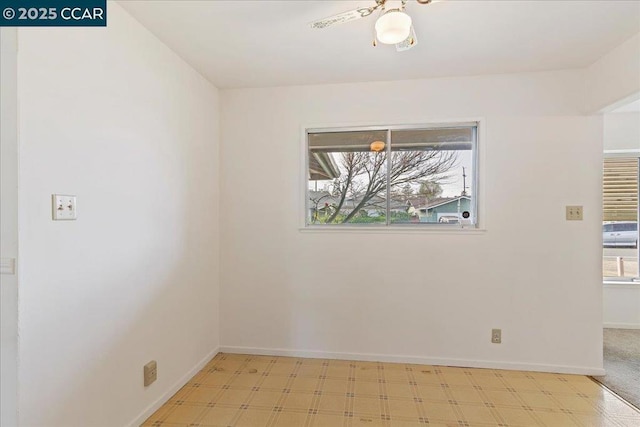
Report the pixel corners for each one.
[301,121,482,231]
[603,149,640,284]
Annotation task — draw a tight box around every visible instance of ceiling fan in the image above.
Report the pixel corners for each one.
[310,0,439,51]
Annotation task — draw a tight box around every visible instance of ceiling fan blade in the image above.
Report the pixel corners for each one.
[310,7,375,29]
[395,25,418,52]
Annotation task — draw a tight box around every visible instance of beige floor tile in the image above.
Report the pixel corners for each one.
[215,388,253,406]
[232,408,272,427]
[197,406,241,426]
[163,403,208,424]
[536,379,579,394]
[570,413,617,427]
[356,366,381,381]
[297,365,324,378]
[353,415,388,426]
[553,395,600,412]
[415,384,448,402]
[457,403,499,424]
[387,399,420,419]
[503,378,544,392]
[470,375,510,390]
[385,382,415,398]
[248,390,284,408]
[322,378,350,394]
[260,374,291,389]
[532,410,579,426]
[439,373,474,387]
[448,387,485,403]
[141,354,640,427]
[383,370,410,383]
[282,391,315,410]
[519,391,562,410]
[201,372,235,387]
[326,366,352,377]
[312,413,348,426]
[412,369,441,385]
[496,406,541,426]
[231,372,262,388]
[353,396,383,415]
[355,380,382,396]
[183,386,222,404]
[269,364,297,375]
[482,389,521,406]
[421,402,459,420]
[272,411,310,426]
[389,419,425,427]
[317,393,348,413]
[290,376,320,392]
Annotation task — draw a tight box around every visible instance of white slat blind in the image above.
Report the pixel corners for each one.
[603,157,639,221]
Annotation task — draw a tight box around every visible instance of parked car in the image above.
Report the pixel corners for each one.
[603,221,638,248]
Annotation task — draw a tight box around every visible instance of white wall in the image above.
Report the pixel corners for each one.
[220,70,605,375]
[584,32,640,114]
[604,112,640,152]
[603,285,640,329]
[17,3,220,426]
[1,27,19,427]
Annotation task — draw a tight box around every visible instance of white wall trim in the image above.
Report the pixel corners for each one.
[604,323,640,330]
[219,346,605,376]
[127,347,219,427]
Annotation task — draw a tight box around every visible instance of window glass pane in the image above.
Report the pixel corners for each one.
[389,128,475,225]
[308,130,388,225]
[602,157,638,280]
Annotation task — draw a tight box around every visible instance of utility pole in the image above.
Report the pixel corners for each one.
[461,167,468,196]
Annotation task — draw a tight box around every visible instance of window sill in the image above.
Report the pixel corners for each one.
[603,280,640,287]
[299,226,487,234]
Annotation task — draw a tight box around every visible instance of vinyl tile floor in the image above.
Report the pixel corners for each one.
[142,353,640,427]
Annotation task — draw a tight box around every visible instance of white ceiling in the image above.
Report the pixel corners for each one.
[611,99,640,113]
[119,0,640,89]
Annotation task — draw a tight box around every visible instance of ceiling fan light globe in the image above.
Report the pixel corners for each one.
[375,10,412,44]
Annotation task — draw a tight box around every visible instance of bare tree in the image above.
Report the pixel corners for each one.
[418,180,443,199]
[324,149,458,223]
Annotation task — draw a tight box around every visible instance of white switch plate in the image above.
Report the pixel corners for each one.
[52,194,77,220]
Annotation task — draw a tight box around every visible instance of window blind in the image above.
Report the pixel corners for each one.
[603,157,639,221]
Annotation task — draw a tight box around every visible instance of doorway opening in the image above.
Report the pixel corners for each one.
[593,98,640,409]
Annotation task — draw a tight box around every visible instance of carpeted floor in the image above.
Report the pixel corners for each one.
[592,328,640,409]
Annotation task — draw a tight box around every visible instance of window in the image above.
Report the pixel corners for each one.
[602,155,639,281]
[306,124,478,227]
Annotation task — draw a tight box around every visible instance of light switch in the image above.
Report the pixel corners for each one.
[566,205,583,221]
[52,194,77,220]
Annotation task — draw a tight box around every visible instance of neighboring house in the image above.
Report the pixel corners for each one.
[417,196,471,223]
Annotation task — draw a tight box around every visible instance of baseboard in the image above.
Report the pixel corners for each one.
[604,323,640,329]
[127,347,219,427]
[219,346,605,376]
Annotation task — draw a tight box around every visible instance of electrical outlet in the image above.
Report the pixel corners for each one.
[566,205,583,221]
[144,360,157,387]
[491,329,502,344]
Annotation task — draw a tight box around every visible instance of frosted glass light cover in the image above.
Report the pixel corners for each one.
[375,10,412,44]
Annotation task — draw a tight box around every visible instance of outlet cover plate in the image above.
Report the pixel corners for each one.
[144,360,157,387]
[491,329,502,344]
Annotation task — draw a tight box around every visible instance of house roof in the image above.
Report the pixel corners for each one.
[417,196,471,211]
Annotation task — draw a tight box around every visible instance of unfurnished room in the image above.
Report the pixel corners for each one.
[1,1,640,426]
